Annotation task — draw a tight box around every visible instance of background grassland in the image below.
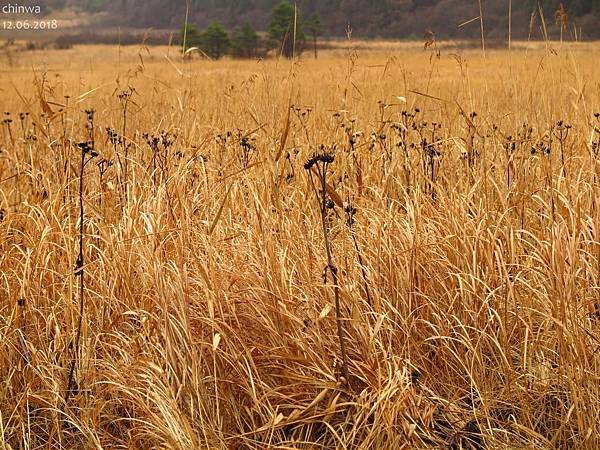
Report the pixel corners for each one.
[1,41,600,449]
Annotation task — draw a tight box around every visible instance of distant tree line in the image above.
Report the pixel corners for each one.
[181,1,322,59]
[47,0,600,40]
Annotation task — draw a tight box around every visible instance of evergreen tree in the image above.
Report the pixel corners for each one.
[181,23,203,52]
[201,21,230,59]
[305,12,323,58]
[268,1,304,58]
[231,23,259,58]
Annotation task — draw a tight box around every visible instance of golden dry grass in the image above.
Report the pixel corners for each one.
[1,41,600,449]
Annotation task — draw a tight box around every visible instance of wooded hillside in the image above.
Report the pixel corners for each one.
[46,0,600,39]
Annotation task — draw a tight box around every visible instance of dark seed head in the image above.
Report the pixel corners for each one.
[304,157,316,170]
[411,370,421,384]
[314,152,334,164]
[344,204,356,216]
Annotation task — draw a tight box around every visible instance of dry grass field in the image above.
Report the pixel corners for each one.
[1,40,600,449]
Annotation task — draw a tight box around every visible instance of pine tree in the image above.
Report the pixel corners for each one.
[305,12,323,58]
[181,23,202,52]
[268,1,304,58]
[231,23,259,58]
[201,21,230,59]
